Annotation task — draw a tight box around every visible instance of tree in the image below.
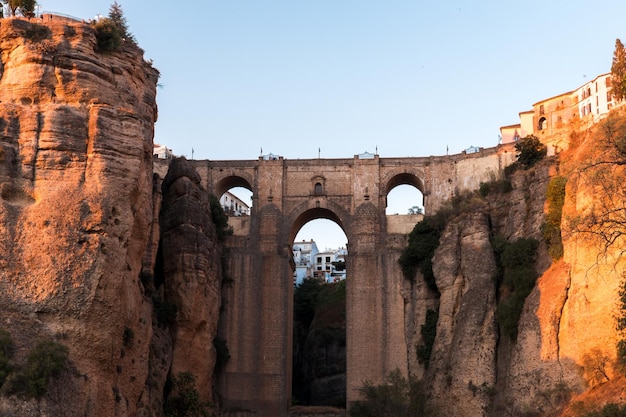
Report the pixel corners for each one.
[611,39,626,102]
[1,0,36,17]
[514,135,547,169]
[108,1,135,43]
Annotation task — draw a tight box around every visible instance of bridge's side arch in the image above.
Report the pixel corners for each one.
[382,170,426,195]
[213,174,254,199]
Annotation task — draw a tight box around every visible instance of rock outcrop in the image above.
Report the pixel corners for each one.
[0,16,158,416]
[402,119,626,416]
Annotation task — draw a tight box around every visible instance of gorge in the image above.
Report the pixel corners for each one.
[0,14,626,417]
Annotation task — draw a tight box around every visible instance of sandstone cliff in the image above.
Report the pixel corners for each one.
[0,16,159,416]
[402,116,626,416]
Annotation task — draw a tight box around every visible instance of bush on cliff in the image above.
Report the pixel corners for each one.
[542,176,567,260]
[209,194,232,242]
[515,135,547,169]
[398,215,445,291]
[164,372,213,417]
[3,339,69,399]
[416,309,438,369]
[493,237,539,340]
[350,369,429,417]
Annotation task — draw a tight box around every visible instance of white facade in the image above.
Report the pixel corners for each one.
[220,191,250,216]
[576,73,614,121]
[292,240,319,285]
[153,143,173,159]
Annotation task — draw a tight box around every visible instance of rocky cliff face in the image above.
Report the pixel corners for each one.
[0,17,159,416]
[403,120,626,416]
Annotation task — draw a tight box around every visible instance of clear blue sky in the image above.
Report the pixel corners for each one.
[41,0,626,160]
[38,0,626,249]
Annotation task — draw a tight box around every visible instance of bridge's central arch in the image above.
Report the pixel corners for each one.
[188,148,511,416]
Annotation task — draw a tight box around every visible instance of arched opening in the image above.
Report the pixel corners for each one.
[385,173,425,215]
[538,116,547,131]
[290,209,348,409]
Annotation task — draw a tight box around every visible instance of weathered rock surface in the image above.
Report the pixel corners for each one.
[0,16,158,416]
[159,157,223,404]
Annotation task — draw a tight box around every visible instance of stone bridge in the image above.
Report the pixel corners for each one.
[177,145,515,416]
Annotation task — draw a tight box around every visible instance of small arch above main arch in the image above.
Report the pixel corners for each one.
[383,171,425,195]
[214,175,253,198]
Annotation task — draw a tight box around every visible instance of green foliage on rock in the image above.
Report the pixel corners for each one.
[515,135,547,169]
[164,372,213,417]
[92,2,136,53]
[4,340,69,398]
[493,236,539,340]
[398,215,445,291]
[350,369,429,417]
[209,194,232,242]
[93,18,121,52]
[542,176,567,260]
[416,309,438,368]
[616,278,626,369]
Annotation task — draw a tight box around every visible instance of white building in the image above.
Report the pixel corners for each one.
[220,191,250,216]
[576,73,615,121]
[292,240,319,286]
[314,248,347,283]
[153,143,173,159]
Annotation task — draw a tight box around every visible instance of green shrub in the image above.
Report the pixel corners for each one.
[493,238,539,340]
[213,337,230,374]
[19,340,69,398]
[515,135,547,169]
[92,18,121,52]
[542,176,567,260]
[164,372,213,417]
[350,369,429,417]
[479,182,491,197]
[616,278,626,368]
[209,194,232,242]
[416,309,438,368]
[398,215,445,290]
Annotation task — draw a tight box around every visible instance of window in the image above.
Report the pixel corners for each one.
[314,183,323,195]
[539,105,545,115]
[317,257,322,264]
[325,256,331,263]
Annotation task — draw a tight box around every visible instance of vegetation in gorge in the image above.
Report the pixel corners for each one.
[164,372,213,417]
[543,176,567,260]
[492,236,539,340]
[416,309,438,369]
[0,332,69,399]
[398,215,445,291]
[350,369,430,417]
[293,279,346,406]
